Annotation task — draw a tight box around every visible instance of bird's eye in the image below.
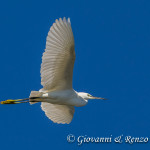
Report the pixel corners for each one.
[87,94,92,97]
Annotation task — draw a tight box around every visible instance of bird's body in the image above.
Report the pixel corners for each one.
[1,17,107,124]
[34,89,87,107]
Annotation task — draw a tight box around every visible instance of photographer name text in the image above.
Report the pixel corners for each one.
[67,134,149,145]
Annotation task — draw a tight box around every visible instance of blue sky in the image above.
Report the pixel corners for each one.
[0,0,150,149]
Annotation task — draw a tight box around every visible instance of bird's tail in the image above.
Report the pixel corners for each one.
[29,91,43,105]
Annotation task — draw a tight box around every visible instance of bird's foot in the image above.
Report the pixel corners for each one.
[1,100,18,104]
[1,99,29,104]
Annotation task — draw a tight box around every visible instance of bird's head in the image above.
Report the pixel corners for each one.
[78,92,107,100]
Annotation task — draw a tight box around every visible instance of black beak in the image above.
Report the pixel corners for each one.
[93,97,108,100]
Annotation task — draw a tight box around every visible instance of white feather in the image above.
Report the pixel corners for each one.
[41,102,75,124]
[41,17,75,91]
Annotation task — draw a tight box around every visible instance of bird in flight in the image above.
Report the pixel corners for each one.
[1,17,107,124]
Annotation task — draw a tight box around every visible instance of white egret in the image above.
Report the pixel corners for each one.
[1,17,107,124]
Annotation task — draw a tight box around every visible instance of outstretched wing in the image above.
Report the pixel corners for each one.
[41,102,75,124]
[41,17,75,91]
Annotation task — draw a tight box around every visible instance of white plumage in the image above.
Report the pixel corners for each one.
[38,17,106,124]
[40,18,76,124]
[41,18,75,91]
[41,103,74,124]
